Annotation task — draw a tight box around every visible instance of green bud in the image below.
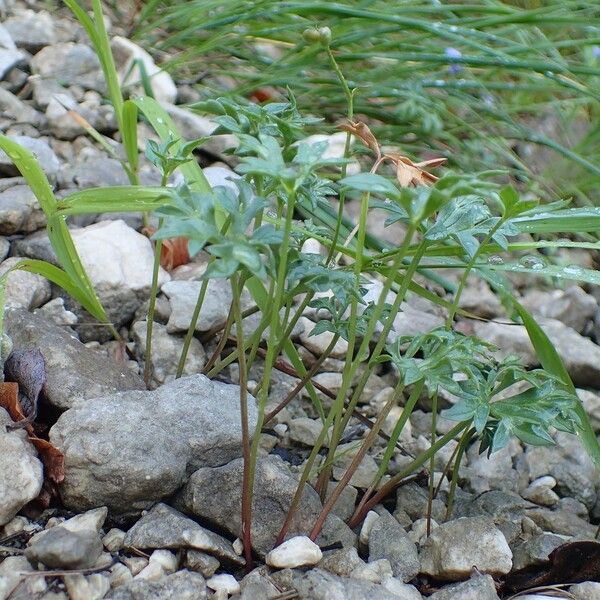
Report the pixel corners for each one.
[303,26,332,45]
[318,26,332,44]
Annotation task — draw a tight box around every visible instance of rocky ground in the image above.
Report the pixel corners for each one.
[1,1,600,599]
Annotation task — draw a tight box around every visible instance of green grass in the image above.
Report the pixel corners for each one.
[135,0,600,204]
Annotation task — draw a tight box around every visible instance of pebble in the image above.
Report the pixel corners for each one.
[266,536,323,568]
[206,573,240,595]
[25,527,103,569]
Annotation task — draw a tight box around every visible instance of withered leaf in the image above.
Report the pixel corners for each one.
[5,349,46,427]
[0,377,64,486]
[502,540,600,594]
[339,120,380,158]
[385,153,446,188]
[160,237,190,271]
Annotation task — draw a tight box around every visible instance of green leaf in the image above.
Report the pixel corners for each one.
[506,295,600,470]
[56,187,174,215]
[339,173,400,197]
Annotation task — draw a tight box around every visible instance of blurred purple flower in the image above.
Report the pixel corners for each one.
[593,45,600,59]
[445,47,463,74]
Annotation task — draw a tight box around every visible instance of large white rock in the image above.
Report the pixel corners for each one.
[0,409,43,526]
[266,536,322,569]
[71,219,170,326]
[111,36,177,104]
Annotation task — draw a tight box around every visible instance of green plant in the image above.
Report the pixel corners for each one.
[137,0,600,204]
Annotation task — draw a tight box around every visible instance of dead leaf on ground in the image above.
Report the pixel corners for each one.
[142,227,190,271]
[0,371,64,485]
[5,348,46,426]
[502,540,600,595]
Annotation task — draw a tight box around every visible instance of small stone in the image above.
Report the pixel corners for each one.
[410,517,438,544]
[428,574,500,600]
[0,256,50,310]
[4,10,57,52]
[31,43,104,92]
[111,36,177,104]
[570,582,600,600]
[134,561,165,582]
[149,549,178,574]
[103,528,126,553]
[0,185,45,235]
[381,577,423,599]
[368,509,419,582]
[25,527,103,569]
[359,510,379,545]
[266,536,322,569]
[319,547,365,577]
[239,566,282,599]
[131,320,205,386]
[522,476,560,507]
[511,533,565,570]
[106,570,207,600]
[109,563,133,588]
[124,503,243,566]
[351,558,393,583]
[332,442,379,488]
[206,573,240,595]
[0,135,59,179]
[35,297,78,327]
[288,417,330,447]
[64,574,110,600]
[184,550,220,578]
[122,556,148,577]
[0,409,43,526]
[420,516,512,579]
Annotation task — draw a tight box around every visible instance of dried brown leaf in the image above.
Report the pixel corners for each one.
[339,120,380,157]
[385,153,446,187]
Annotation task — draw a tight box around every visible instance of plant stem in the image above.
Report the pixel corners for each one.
[426,389,438,536]
[144,235,163,386]
[348,421,469,528]
[231,274,253,568]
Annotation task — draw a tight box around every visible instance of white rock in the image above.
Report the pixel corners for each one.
[149,549,178,574]
[109,562,132,587]
[35,297,78,327]
[410,517,438,544]
[122,556,148,576]
[0,556,32,599]
[0,257,51,310]
[133,560,165,581]
[522,476,559,507]
[350,558,393,583]
[381,577,423,600]
[266,535,322,568]
[102,528,126,552]
[111,36,177,104]
[570,581,600,600]
[63,573,110,600]
[206,573,240,594]
[71,219,170,324]
[359,510,379,545]
[233,537,243,555]
[0,409,43,526]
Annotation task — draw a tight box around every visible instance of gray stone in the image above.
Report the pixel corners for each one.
[570,582,600,600]
[522,286,597,334]
[64,573,110,600]
[0,135,59,179]
[105,570,207,600]
[69,220,170,334]
[0,408,43,526]
[0,88,44,129]
[270,568,412,600]
[31,43,105,92]
[239,566,282,600]
[12,229,58,265]
[511,533,565,570]
[163,278,247,334]
[319,547,365,577]
[369,509,419,582]
[131,320,205,387]
[0,25,25,80]
[0,185,45,234]
[35,297,78,328]
[124,503,243,566]
[420,516,512,579]
[579,389,600,432]
[111,36,176,104]
[396,482,446,524]
[25,527,103,569]
[0,556,39,600]
[175,454,352,556]
[60,156,129,189]
[5,308,144,410]
[4,10,57,53]
[0,257,51,309]
[184,550,220,578]
[50,374,257,512]
[428,574,500,600]
[473,318,600,387]
[458,281,503,319]
[524,432,600,510]
[525,507,597,538]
